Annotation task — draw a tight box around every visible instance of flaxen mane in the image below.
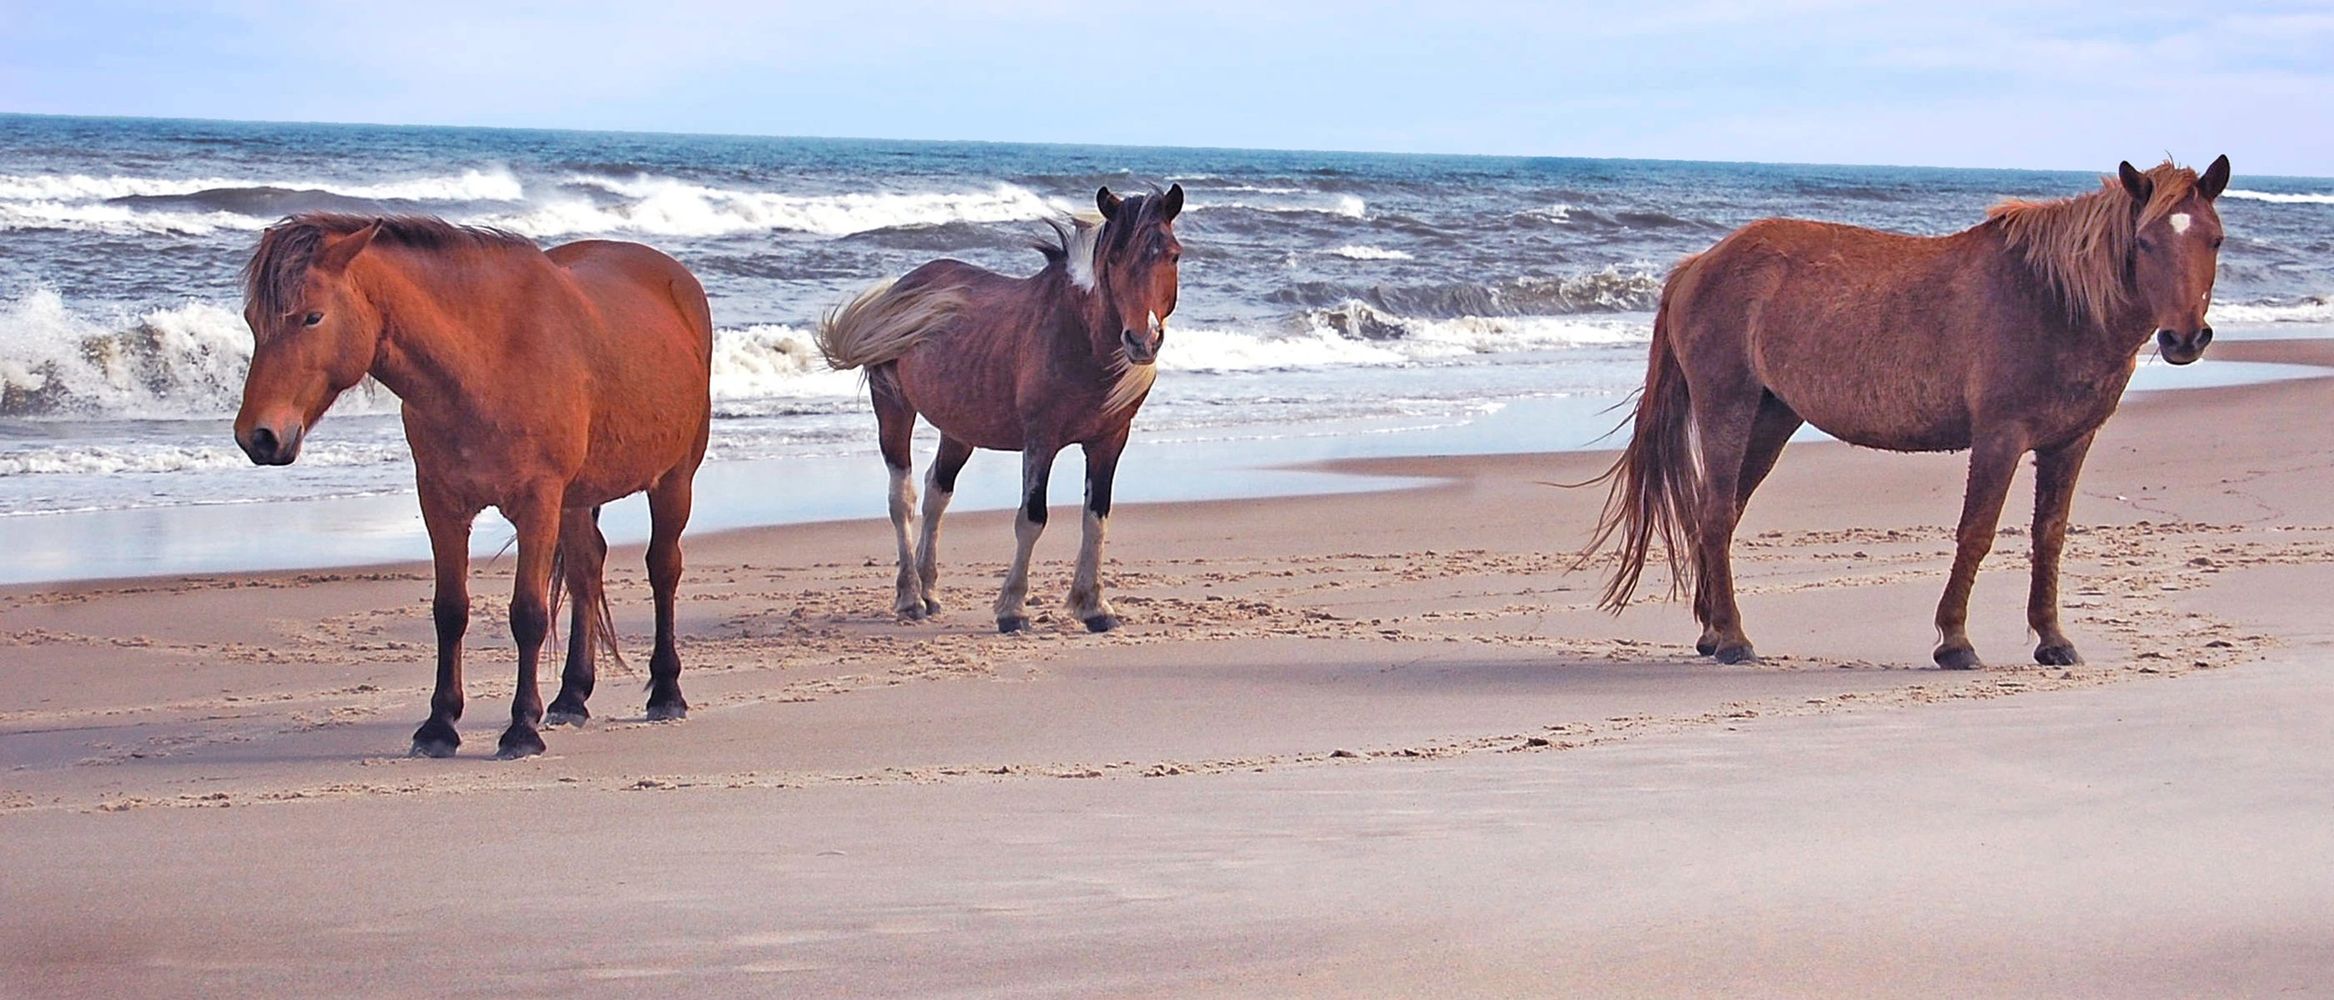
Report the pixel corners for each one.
[1986,161,2198,330]
[242,214,532,327]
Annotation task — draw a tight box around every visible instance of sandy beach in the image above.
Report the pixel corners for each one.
[4,337,2331,997]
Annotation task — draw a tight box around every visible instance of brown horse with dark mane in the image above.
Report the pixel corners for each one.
[1583,156,2231,669]
[817,185,1183,634]
[234,213,713,758]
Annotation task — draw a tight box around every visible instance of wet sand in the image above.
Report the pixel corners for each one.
[4,339,2332,997]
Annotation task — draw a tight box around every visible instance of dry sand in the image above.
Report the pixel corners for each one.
[4,340,2332,998]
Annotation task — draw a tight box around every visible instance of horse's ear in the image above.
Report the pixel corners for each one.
[1158,183,1184,221]
[2117,162,2154,204]
[2197,154,2231,200]
[316,220,382,274]
[1096,187,1123,220]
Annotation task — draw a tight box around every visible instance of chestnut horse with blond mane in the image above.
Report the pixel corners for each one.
[1583,156,2231,669]
[235,214,712,758]
[818,185,1183,634]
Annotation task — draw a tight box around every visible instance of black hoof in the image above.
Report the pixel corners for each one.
[644,701,689,722]
[2034,642,2083,666]
[1712,643,1758,665]
[1083,614,1122,633]
[923,598,943,615]
[494,727,546,761]
[998,616,1031,634]
[1695,635,1719,657]
[409,720,460,758]
[543,703,590,728]
[896,603,928,623]
[1934,645,1985,670]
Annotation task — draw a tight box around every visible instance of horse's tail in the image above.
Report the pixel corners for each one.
[815,277,964,371]
[546,514,626,673]
[1576,268,1703,613]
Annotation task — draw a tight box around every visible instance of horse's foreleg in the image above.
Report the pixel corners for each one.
[994,446,1055,633]
[545,506,606,728]
[643,472,693,720]
[914,436,974,616]
[495,490,560,760]
[1934,434,2027,670]
[1069,429,1129,632]
[2028,432,2095,666]
[411,495,476,757]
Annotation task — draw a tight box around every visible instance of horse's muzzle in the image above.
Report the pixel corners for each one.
[2156,325,2213,366]
[1121,328,1159,366]
[238,423,304,466]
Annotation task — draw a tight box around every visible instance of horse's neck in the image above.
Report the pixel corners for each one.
[359,252,519,410]
[1035,268,1115,378]
[1975,224,2157,356]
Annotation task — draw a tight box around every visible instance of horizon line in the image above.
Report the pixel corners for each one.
[5,110,2307,182]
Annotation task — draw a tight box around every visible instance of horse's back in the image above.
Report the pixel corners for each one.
[1667,218,1995,451]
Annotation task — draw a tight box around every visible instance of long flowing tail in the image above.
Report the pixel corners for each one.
[815,277,965,371]
[546,519,625,671]
[1576,280,1704,612]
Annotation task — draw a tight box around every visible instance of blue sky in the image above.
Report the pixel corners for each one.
[4,0,2329,174]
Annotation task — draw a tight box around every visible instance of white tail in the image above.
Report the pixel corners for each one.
[815,278,965,371]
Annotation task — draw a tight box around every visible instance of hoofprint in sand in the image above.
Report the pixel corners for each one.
[0,339,2328,996]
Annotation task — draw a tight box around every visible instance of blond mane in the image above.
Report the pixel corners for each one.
[1986,161,2199,330]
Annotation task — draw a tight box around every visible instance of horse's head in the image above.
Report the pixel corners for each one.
[234,219,384,465]
[2121,155,2230,365]
[1091,184,1184,366]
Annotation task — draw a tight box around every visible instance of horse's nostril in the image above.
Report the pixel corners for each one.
[249,427,278,459]
[2197,326,2214,346]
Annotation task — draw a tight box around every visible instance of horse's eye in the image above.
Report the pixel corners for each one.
[2209,236,2224,250]
[303,311,324,327]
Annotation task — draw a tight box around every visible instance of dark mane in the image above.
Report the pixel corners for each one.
[241,213,534,321]
[1030,188,1172,283]
[1986,161,2200,330]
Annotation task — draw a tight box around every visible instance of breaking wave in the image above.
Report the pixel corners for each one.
[0,166,1082,240]
[2222,189,2334,206]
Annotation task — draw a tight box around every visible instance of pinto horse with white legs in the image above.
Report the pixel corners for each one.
[1582,157,2231,669]
[234,214,712,759]
[818,185,1183,633]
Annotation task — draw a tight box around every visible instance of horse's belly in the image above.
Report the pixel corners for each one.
[896,358,1024,451]
[1783,391,1971,454]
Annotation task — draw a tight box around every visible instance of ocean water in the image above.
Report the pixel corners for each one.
[2,113,2331,540]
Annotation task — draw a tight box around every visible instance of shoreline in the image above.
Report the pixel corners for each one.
[3,329,2328,588]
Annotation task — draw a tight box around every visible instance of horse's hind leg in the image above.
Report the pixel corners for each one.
[2027,432,2095,666]
[994,445,1057,634]
[1068,428,1129,632]
[545,506,606,728]
[872,367,928,621]
[1934,431,2028,670]
[1686,386,1763,664]
[1698,392,1802,655]
[643,471,694,720]
[914,435,974,616]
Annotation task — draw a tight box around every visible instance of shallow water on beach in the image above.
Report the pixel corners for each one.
[2,114,2331,580]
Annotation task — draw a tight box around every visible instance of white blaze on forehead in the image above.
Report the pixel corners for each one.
[2170,213,2193,235]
